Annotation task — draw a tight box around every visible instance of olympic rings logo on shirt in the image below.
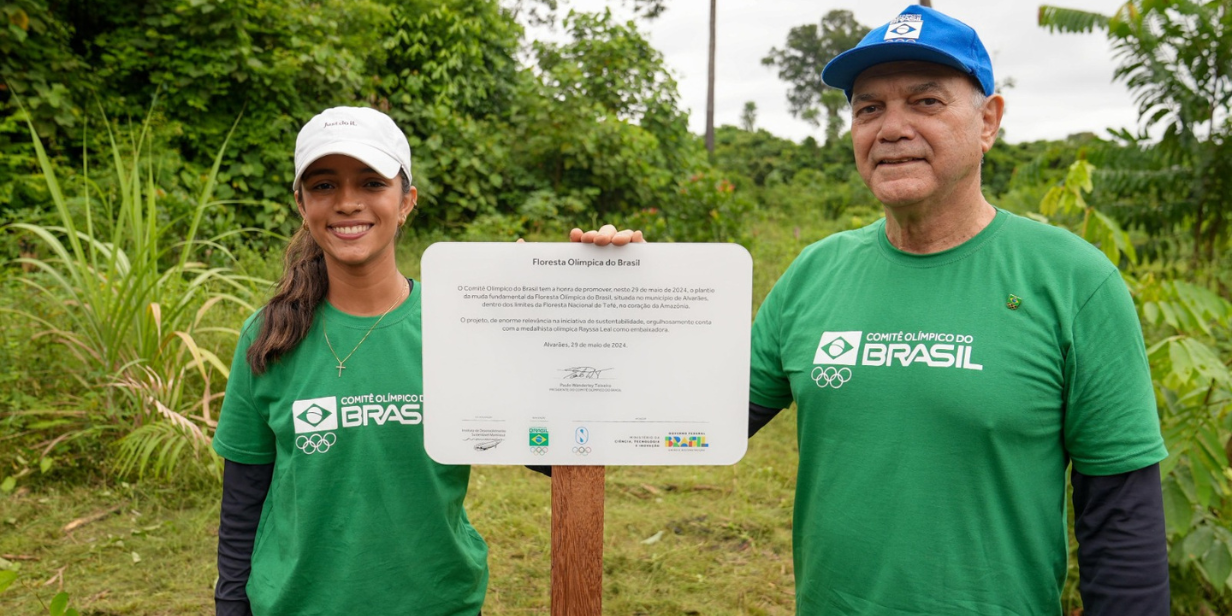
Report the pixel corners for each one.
[296,432,337,455]
[530,447,549,456]
[572,447,592,456]
[811,366,852,389]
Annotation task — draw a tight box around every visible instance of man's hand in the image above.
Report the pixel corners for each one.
[569,224,645,246]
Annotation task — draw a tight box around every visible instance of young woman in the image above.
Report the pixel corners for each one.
[213,107,488,616]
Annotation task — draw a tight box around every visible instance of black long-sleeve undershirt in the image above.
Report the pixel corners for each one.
[1070,461,1170,614]
[215,460,272,616]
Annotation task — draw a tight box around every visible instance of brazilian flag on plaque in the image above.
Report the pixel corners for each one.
[529,428,549,447]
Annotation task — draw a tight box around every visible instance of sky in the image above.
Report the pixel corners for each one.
[527,0,1140,145]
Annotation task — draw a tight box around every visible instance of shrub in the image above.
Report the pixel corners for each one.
[1,108,264,487]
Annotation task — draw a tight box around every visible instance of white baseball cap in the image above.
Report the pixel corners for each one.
[292,107,412,191]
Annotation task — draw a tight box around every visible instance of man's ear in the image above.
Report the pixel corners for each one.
[980,94,1006,153]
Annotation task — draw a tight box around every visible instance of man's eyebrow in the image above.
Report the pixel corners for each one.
[908,81,950,96]
[852,92,878,104]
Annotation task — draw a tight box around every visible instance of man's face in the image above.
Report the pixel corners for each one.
[849,62,1001,210]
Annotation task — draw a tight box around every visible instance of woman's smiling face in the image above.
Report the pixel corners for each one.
[296,154,415,273]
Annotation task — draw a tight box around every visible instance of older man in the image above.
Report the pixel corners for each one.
[578,5,1168,616]
[744,6,1169,615]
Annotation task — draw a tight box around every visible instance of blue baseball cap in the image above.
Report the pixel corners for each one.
[822,6,994,100]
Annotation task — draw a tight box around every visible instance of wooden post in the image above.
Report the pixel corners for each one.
[551,465,605,616]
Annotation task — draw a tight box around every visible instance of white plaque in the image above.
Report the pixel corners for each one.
[422,242,752,466]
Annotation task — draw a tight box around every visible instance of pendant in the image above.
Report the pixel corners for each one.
[335,362,346,377]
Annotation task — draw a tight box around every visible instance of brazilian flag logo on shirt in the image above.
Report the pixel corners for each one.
[296,404,334,429]
[820,337,855,361]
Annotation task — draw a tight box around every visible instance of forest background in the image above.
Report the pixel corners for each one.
[1,0,1232,614]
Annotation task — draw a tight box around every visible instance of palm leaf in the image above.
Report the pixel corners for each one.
[1039,6,1112,33]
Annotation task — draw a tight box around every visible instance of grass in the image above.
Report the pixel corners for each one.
[0,483,218,615]
[0,411,800,616]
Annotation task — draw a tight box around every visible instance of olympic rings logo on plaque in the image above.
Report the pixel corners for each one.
[530,447,549,456]
[572,446,592,456]
[811,366,852,389]
[296,432,337,455]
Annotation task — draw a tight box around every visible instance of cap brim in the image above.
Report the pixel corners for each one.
[822,43,975,98]
[293,142,402,190]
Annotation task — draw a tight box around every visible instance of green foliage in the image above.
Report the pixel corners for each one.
[376,1,518,118]
[1,1,710,242]
[3,109,264,485]
[767,167,878,222]
[516,9,698,220]
[506,0,667,27]
[0,571,81,616]
[709,124,877,228]
[1040,1,1232,263]
[372,0,519,229]
[0,1,90,226]
[47,590,80,616]
[1039,158,1138,266]
[0,0,729,252]
[762,10,867,144]
[712,126,825,187]
[0,0,91,137]
[1037,5,1111,33]
[740,101,757,133]
[1039,157,1232,612]
[1,0,391,238]
[648,171,753,244]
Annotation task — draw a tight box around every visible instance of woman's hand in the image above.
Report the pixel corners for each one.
[568,224,645,246]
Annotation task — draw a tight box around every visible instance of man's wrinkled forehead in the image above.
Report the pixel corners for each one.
[851,61,981,99]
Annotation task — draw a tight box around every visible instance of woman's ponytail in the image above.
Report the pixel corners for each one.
[246,226,329,374]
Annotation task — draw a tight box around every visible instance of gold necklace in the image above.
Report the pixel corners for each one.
[323,281,408,377]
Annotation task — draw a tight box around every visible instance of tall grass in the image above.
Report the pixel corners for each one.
[2,107,265,484]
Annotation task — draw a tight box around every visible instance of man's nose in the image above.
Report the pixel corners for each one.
[878,104,915,142]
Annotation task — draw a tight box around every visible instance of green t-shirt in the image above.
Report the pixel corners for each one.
[749,209,1166,615]
[213,281,488,616]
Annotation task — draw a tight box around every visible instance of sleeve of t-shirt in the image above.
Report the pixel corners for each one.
[212,318,276,465]
[749,268,795,410]
[1063,271,1167,475]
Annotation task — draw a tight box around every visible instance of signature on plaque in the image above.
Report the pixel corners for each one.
[560,367,613,380]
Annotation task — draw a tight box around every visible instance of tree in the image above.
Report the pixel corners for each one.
[762,10,867,146]
[519,9,695,217]
[507,0,666,27]
[627,0,667,20]
[1040,0,1232,264]
[740,101,757,132]
[372,0,523,228]
[1,0,391,235]
[0,0,702,242]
